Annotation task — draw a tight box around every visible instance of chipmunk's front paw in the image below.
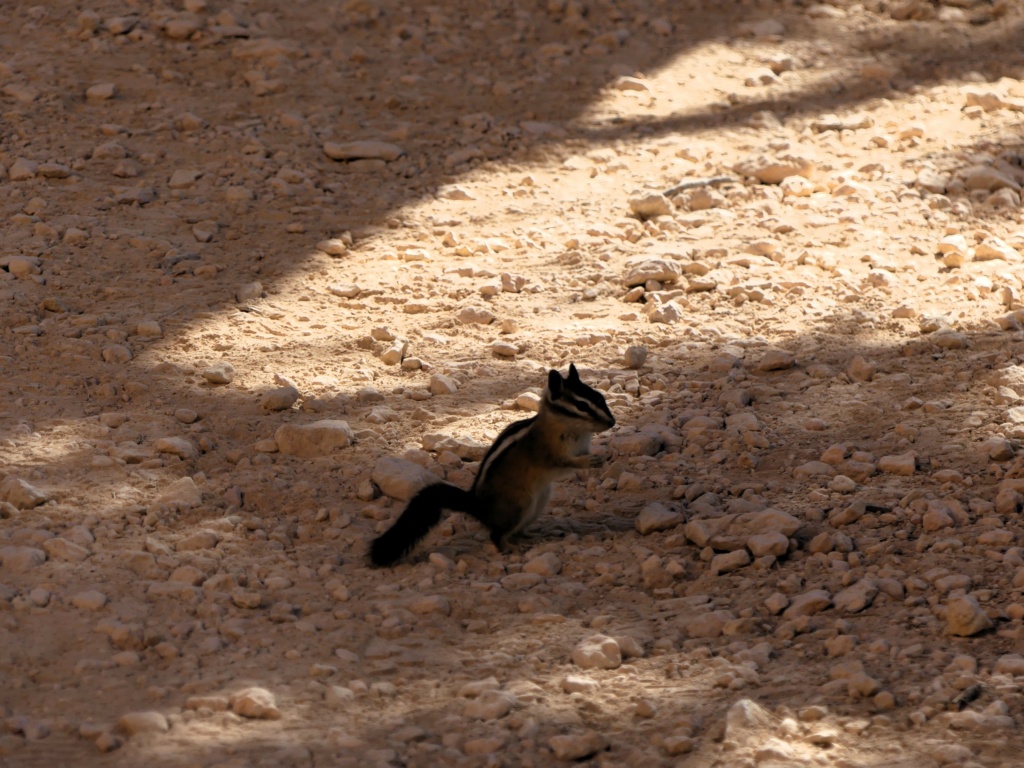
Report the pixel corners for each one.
[588,452,609,468]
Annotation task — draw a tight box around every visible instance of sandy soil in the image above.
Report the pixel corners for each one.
[3,0,1024,765]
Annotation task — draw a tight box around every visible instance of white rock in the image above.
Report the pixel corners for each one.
[523,552,562,577]
[834,579,878,613]
[723,699,776,750]
[371,457,439,501]
[747,531,789,557]
[490,340,518,357]
[517,392,542,411]
[429,374,458,395]
[878,452,916,475]
[711,549,751,575]
[42,538,90,563]
[202,361,236,384]
[0,546,47,573]
[623,345,648,369]
[456,306,495,325]
[328,284,360,298]
[102,345,132,363]
[629,192,673,219]
[993,654,1024,675]
[561,675,600,693]
[71,590,107,610]
[155,476,203,507]
[757,349,795,371]
[462,689,516,720]
[380,339,408,365]
[117,711,168,736]
[274,420,354,457]
[323,140,404,162]
[636,502,683,534]
[733,154,814,184]
[571,635,621,670]
[135,320,162,337]
[946,594,992,636]
[236,281,263,302]
[0,476,49,509]
[261,385,300,411]
[975,237,1021,262]
[175,530,218,552]
[459,677,500,698]
[781,590,832,619]
[9,158,39,181]
[549,731,608,761]
[154,437,198,461]
[622,259,682,287]
[647,300,685,324]
[230,687,281,719]
[317,238,349,256]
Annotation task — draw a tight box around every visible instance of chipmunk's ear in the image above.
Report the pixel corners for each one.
[547,368,564,396]
[567,363,580,382]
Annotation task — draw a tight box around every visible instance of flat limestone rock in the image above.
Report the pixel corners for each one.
[275,420,354,457]
[635,502,683,534]
[230,687,281,719]
[323,140,404,162]
[0,546,47,573]
[549,731,608,761]
[0,476,50,509]
[117,711,169,736]
[155,477,203,508]
[371,456,439,501]
[947,594,992,636]
[622,258,682,287]
[571,634,621,670]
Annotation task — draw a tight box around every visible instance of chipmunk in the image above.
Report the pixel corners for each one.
[370,364,615,566]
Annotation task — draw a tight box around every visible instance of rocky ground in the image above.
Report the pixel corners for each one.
[3,0,1024,766]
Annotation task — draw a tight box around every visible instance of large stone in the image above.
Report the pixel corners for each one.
[622,259,682,287]
[747,531,789,557]
[275,420,354,457]
[733,154,815,184]
[370,457,439,501]
[261,385,300,411]
[155,477,203,508]
[571,635,621,670]
[42,538,90,563]
[0,476,49,509]
[834,579,878,613]
[781,590,832,619]
[323,140,404,162]
[154,437,198,461]
[0,546,47,573]
[684,515,735,548]
[878,452,916,475]
[549,731,608,761]
[628,192,673,219]
[946,595,992,637]
[117,711,169,736]
[463,689,516,720]
[711,549,750,575]
[456,306,495,325]
[723,699,776,750]
[230,687,281,719]
[757,349,796,371]
[202,361,235,384]
[635,502,683,534]
[727,508,802,538]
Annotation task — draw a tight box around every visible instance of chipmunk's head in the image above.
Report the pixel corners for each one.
[545,363,616,431]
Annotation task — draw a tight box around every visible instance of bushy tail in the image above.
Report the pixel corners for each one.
[369,483,475,566]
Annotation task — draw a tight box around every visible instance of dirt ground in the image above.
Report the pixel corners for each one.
[3,0,1024,765]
